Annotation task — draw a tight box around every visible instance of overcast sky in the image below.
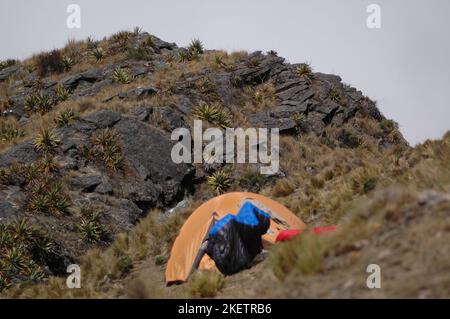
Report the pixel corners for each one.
[1,0,449,145]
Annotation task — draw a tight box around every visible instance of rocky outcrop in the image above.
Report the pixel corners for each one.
[0,32,409,291]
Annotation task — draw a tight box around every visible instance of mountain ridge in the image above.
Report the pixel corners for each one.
[1,29,448,298]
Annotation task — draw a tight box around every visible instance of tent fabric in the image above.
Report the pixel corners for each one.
[312,225,337,235]
[276,229,303,242]
[206,202,270,275]
[165,192,306,284]
[275,225,338,242]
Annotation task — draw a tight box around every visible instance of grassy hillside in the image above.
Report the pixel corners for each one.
[1,28,448,298]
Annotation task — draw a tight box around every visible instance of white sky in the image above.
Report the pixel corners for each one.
[1,0,449,145]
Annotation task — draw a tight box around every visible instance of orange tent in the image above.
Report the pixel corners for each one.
[165,192,306,283]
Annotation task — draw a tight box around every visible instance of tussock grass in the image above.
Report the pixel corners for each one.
[188,270,225,298]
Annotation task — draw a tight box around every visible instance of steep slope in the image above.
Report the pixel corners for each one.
[1,29,447,298]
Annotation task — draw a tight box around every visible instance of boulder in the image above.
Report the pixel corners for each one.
[114,117,195,205]
[118,87,159,100]
[0,141,40,167]
[232,52,286,86]
[83,109,121,128]
[151,106,185,130]
[0,65,21,81]
[71,174,103,192]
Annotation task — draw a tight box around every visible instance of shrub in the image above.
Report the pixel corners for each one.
[25,91,54,114]
[339,129,361,148]
[196,77,215,95]
[165,52,176,63]
[91,48,104,61]
[328,85,341,102]
[29,179,70,215]
[187,39,204,59]
[380,119,399,133]
[112,68,131,84]
[296,63,313,81]
[271,179,295,197]
[77,218,102,242]
[188,270,225,298]
[238,169,266,192]
[86,36,96,49]
[269,234,328,280]
[214,54,225,68]
[92,128,124,170]
[55,84,71,102]
[154,255,167,266]
[194,103,232,128]
[214,109,232,129]
[142,35,155,48]
[38,154,59,173]
[62,56,76,71]
[178,50,191,62]
[207,170,232,194]
[111,30,133,46]
[0,121,24,143]
[34,129,59,154]
[363,177,378,193]
[116,256,133,276]
[36,50,64,77]
[254,83,275,106]
[127,43,151,60]
[0,218,54,291]
[54,109,78,127]
[194,103,220,123]
[77,205,104,242]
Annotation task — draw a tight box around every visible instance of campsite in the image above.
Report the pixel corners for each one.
[0,3,449,300]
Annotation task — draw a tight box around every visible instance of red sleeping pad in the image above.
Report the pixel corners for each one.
[275,225,337,242]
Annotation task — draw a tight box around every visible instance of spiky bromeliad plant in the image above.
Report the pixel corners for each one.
[207,170,232,195]
[77,205,104,242]
[25,91,54,114]
[54,109,78,127]
[92,128,124,170]
[55,84,71,102]
[29,175,70,215]
[91,47,104,61]
[112,67,131,84]
[296,62,313,81]
[328,85,341,102]
[194,103,232,128]
[34,128,59,154]
[194,103,220,123]
[187,39,204,60]
[0,218,54,291]
[0,122,24,143]
[62,56,76,71]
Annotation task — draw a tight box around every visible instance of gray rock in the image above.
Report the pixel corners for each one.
[247,113,297,133]
[77,79,112,97]
[0,201,17,221]
[270,103,308,118]
[0,65,21,81]
[0,140,40,167]
[114,117,195,205]
[151,106,185,130]
[60,68,104,90]
[232,52,286,86]
[276,84,308,100]
[132,106,151,121]
[83,109,121,128]
[95,180,113,194]
[71,174,102,192]
[118,87,159,99]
